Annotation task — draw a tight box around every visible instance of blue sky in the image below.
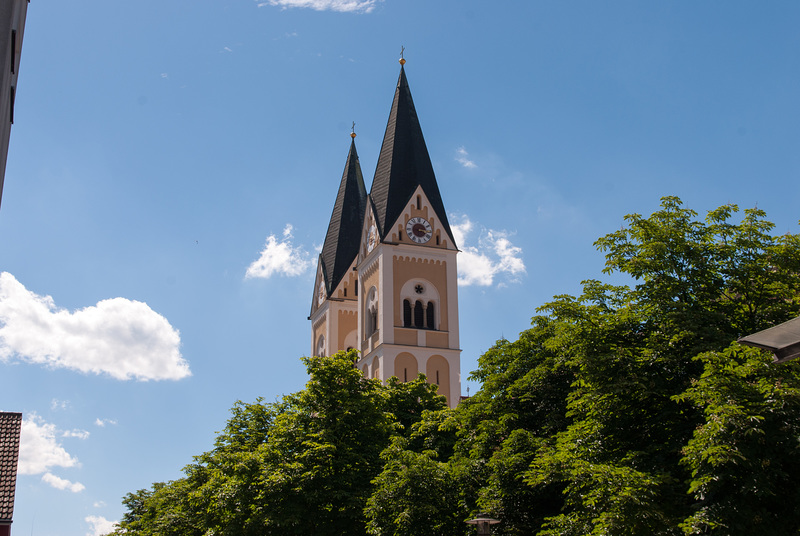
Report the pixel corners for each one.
[1,1,798,534]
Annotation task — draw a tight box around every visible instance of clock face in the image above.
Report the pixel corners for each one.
[367,225,378,252]
[406,217,433,244]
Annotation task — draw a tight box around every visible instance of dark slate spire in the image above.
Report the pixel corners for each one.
[320,137,368,295]
[369,65,456,246]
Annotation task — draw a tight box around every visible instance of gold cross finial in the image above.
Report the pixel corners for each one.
[399,46,406,65]
[351,121,356,139]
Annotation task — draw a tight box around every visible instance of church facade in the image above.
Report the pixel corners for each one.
[309,61,461,407]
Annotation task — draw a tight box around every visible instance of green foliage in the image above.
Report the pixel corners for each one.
[677,345,800,535]
[365,437,468,536]
[115,198,800,536]
[523,198,800,535]
[112,351,443,535]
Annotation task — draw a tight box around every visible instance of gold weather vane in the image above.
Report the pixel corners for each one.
[351,121,356,139]
[399,46,406,65]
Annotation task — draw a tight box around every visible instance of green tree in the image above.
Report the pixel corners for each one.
[526,198,800,535]
[677,345,800,535]
[365,436,468,536]
[112,351,447,536]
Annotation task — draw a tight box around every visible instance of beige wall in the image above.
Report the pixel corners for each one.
[335,269,359,300]
[311,312,326,356]
[426,355,451,406]
[394,352,419,382]
[425,331,449,349]
[337,310,358,351]
[393,327,417,346]
[392,256,449,330]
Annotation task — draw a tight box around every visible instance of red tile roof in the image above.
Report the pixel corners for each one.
[0,412,22,522]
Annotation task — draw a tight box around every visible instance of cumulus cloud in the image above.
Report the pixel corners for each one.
[455,146,477,169]
[42,472,85,493]
[20,414,86,492]
[0,272,189,381]
[85,515,117,536]
[19,413,79,475]
[451,215,526,287]
[246,224,312,279]
[256,0,379,13]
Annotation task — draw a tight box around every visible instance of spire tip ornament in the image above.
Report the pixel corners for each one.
[351,121,356,139]
[399,45,406,65]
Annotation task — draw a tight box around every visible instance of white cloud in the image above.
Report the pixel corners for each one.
[42,472,85,493]
[0,272,190,381]
[93,501,106,508]
[94,418,117,427]
[451,215,526,287]
[256,0,379,13]
[18,413,79,475]
[455,146,477,169]
[62,429,90,440]
[85,515,117,536]
[245,224,312,279]
[50,398,69,411]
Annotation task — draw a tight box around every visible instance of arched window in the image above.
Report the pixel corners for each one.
[414,300,424,328]
[366,287,378,338]
[316,335,325,357]
[403,299,412,327]
[400,279,440,331]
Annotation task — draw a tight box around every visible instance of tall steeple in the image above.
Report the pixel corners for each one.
[369,65,456,246]
[310,59,461,407]
[319,136,367,298]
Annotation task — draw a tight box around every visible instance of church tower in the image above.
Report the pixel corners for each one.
[312,59,461,407]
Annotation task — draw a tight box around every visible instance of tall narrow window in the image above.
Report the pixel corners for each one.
[11,30,16,74]
[9,87,14,124]
[404,368,408,382]
[403,299,412,327]
[414,301,424,328]
[416,195,421,209]
[436,235,440,245]
[343,288,347,297]
[426,301,435,330]
[436,370,440,385]
[366,287,378,338]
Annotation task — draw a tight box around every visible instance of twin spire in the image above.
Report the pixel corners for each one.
[369,63,455,245]
[317,60,454,300]
[319,137,367,297]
